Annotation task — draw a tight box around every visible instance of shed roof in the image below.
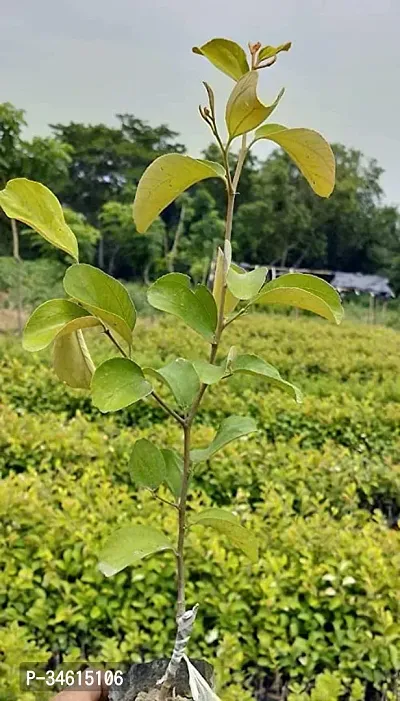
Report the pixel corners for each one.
[331,272,394,297]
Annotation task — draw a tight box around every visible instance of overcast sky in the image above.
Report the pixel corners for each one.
[2,0,400,205]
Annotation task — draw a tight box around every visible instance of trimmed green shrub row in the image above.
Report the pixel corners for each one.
[1,315,400,700]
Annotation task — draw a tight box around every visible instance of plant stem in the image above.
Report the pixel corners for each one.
[174,134,249,624]
[232,134,248,194]
[223,306,247,330]
[103,325,183,425]
[147,490,179,510]
[215,134,248,343]
[151,391,185,426]
[176,422,191,617]
[103,327,128,358]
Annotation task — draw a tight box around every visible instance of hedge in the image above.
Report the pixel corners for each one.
[1,315,400,700]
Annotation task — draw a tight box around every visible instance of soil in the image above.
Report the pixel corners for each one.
[0,306,27,333]
[108,659,214,701]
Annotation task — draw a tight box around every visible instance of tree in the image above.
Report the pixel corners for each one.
[234,152,316,267]
[2,102,399,293]
[0,103,26,185]
[177,188,225,282]
[23,207,100,265]
[98,200,165,282]
[295,144,395,274]
[51,116,186,221]
[232,143,400,280]
[52,115,185,269]
[0,103,70,331]
[373,205,400,293]
[117,114,185,180]
[0,102,71,257]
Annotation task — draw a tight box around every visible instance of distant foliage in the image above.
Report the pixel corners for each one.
[0,257,65,310]
[1,101,400,290]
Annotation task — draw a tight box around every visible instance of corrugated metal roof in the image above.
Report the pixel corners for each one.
[331,272,394,297]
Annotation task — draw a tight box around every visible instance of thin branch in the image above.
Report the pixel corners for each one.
[151,391,185,426]
[103,328,128,358]
[103,328,184,425]
[199,88,233,192]
[103,325,184,425]
[146,489,179,510]
[187,382,208,424]
[223,306,247,329]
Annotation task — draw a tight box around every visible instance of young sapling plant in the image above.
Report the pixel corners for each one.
[0,37,343,701]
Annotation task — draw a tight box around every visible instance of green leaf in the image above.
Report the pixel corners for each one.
[194,285,218,331]
[192,38,249,81]
[161,449,183,499]
[258,42,292,62]
[253,124,335,197]
[190,415,257,464]
[53,330,95,389]
[0,178,79,261]
[98,525,174,577]
[193,359,226,385]
[227,265,266,300]
[147,273,217,342]
[145,358,200,410]
[64,264,136,345]
[23,299,100,352]
[133,155,225,233]
[213,248,239,315]
[254,273,343,324]
[226,72,284,140]
[91,358,152,413]
[191,508,259,562]
[231,354,303,403]
[130,438,166,490]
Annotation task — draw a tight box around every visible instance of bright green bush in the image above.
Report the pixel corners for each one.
[1,315,400,699]
[1,315,399,453]
[1,454,400,699]
[0,622,51,701]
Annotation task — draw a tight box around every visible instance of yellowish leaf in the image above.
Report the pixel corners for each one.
[53,330,95,389]
[192,38,249,81]
[258,42,292,62]
[226,72,284,140]
[0,178,79,260]
[254,124,335,197]
[133,155,225,233]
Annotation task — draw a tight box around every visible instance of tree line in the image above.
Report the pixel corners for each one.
[1,101,400,292]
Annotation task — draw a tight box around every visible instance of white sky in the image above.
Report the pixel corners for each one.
[2,0,400,205]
